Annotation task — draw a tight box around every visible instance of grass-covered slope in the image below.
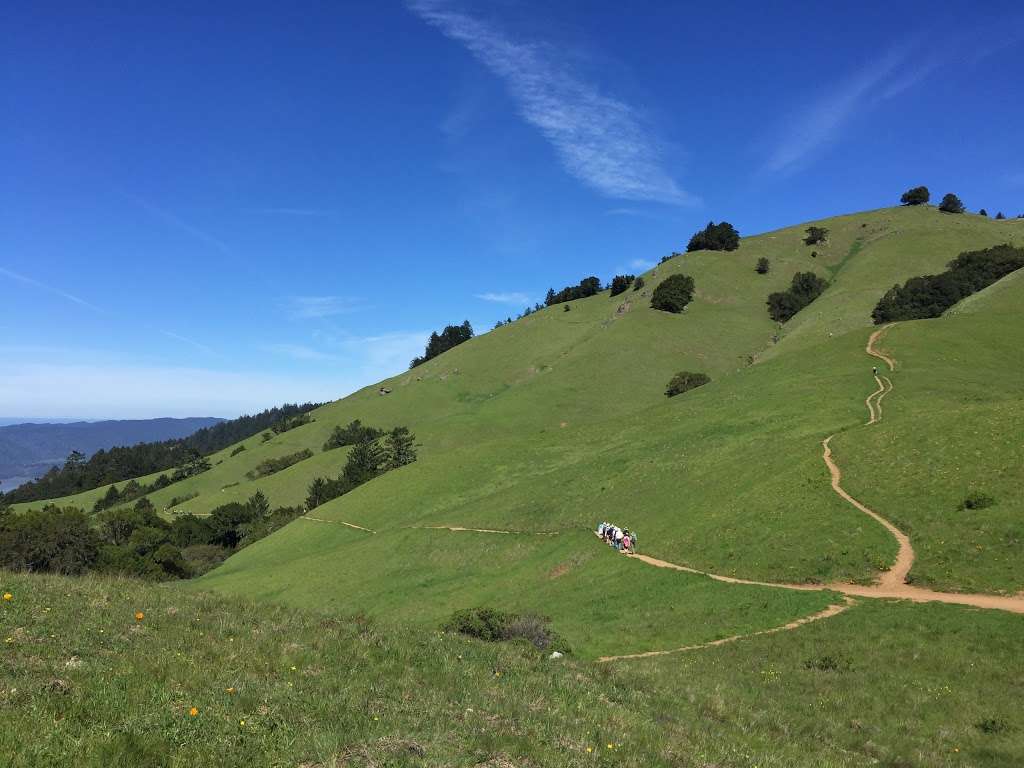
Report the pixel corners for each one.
[4,571,1023,767]
[13,208,1022,608]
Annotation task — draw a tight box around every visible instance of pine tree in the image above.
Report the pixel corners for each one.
[247,490,270,518]
[939,193,965,214]
[343,436,383,486]
[382,427,417,471]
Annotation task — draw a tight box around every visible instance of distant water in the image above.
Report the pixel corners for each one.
[0,475,34,493]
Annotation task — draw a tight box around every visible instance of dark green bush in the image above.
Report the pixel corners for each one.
[633,276,645,291]
[651,274,695,313]
[0,506,100,575]
[756,257,770,274]
[959,491,996,511]
[246,449,314,480]
[230,445,246,457]
[900,186,930,205]
[803,226,829,245]
[767,272,830,322]
[665,371,711,398]
[939,192,965,214]
[443,607,569,652]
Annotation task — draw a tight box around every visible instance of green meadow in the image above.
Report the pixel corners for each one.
[5,205,1023,765]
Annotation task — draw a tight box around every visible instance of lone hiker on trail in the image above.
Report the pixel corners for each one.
[872,366,878,376]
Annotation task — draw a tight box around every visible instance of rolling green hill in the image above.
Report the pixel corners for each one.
[5,204,1023,766]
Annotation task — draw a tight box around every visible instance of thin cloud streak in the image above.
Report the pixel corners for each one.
[0,266,107,314]
[161,330,217,356]
[260,343,336,362]
[763,46,907,175]
[409,0,695,206]
[283,296,365,319]
[764,22,1024,175]
[475,291,532,306]
[122,190,234,255]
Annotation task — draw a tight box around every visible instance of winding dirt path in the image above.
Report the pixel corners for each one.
[596,598,855,662]
[300,516,376,533]
[411,525,560,536]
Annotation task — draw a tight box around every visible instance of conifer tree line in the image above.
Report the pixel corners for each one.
[1,403,322,506]
[410,321,474,368]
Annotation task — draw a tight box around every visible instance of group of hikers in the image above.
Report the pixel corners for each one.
[595,521,638,554]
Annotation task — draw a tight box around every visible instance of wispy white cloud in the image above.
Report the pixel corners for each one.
[474,291,532,306]
[312,329,431,372]
[628,258,655,271]
[282,295,365,319]
[161,330,216,356]
[408,0,694,206]
[259,343,336,362]
[763,46,908,175]
[764,22,1024,175]
[0,266,107,314]
[122,191,234,255]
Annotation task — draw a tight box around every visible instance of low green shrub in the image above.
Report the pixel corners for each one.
[246,449,314,480]
[665,371,711,398]
[442,607,570,653]
[959,491,996,511]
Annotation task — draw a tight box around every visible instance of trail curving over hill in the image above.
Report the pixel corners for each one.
[300,516,376,533]
[596,597,854,662]
[412,525,560,536]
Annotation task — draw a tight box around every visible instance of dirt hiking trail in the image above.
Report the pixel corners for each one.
[615,323,1024,619]
[436,324,1024,659]
[596,598,855,662]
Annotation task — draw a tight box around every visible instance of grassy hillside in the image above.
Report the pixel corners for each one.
[4,571,1023,767]
[5,204,1024,765]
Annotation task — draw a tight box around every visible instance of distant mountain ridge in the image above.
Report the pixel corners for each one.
[0,417,224,491]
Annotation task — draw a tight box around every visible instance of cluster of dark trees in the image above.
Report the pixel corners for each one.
[269,412,313,436]
[804,226,829,245]
[410,322,474,368]
[756,257,771,274]
[899,185,970,214]
[306,426,417,510]
[246,449,314,480]
[686,221,740,252]
[872,244,1024,323]
[767,272,830,322]
[650,274,695,313]
[1,402,321,505]
[609,274,635,296]
[978,210,1010,219]
[545,276,602,307]
[0,490,301,580]
[323,420,383,451]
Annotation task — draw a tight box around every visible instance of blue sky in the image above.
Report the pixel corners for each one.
[3,1,1022,418]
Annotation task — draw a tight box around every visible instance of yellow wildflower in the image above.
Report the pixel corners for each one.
[134,611,145,621]
[225,687,236,694]
[189,707,199,717]
[2,593,11,601]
